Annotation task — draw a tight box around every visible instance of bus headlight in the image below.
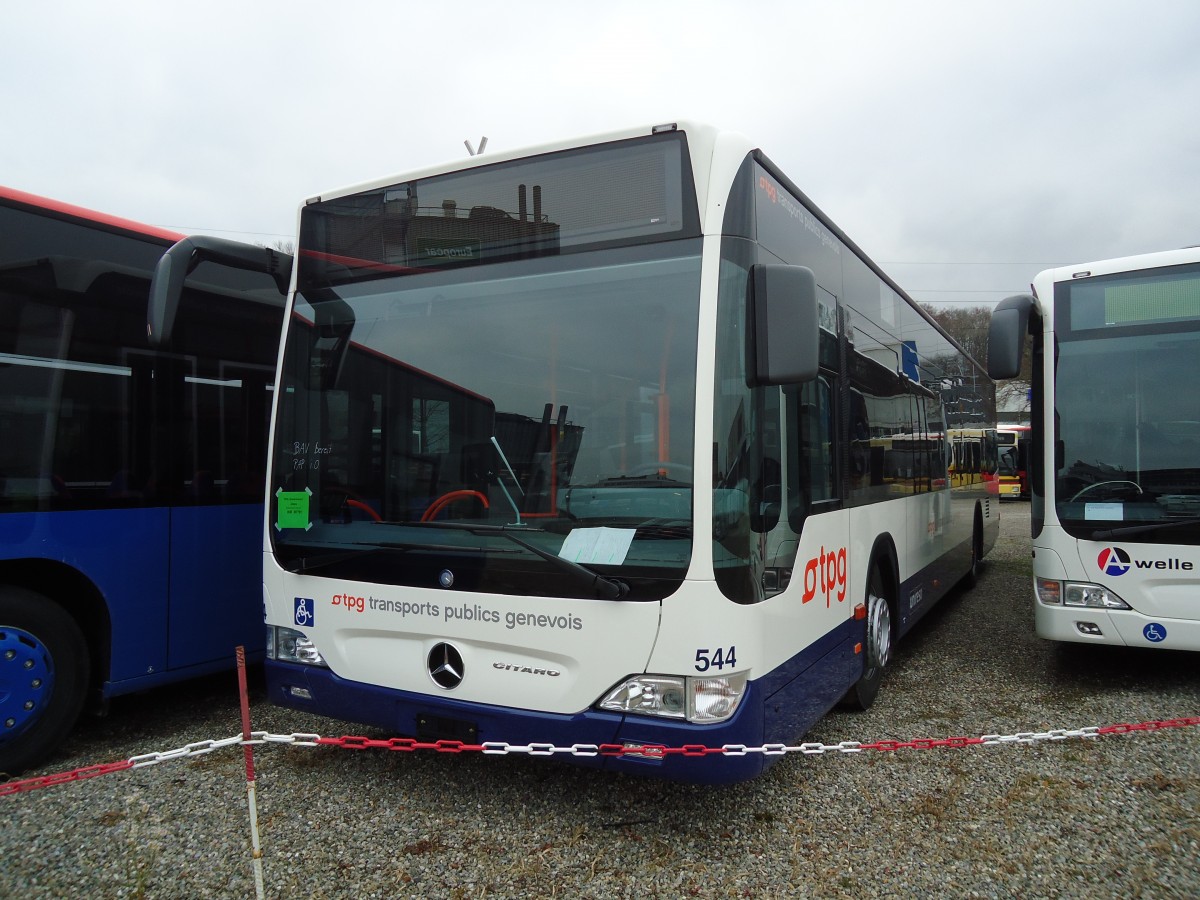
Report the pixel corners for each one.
[268,626,329,666]
[597,672,748,724]
[1038,579,1131,610]
[1063,582,1131,610]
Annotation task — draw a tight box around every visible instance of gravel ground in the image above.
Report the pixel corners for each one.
[3,502,1199,899]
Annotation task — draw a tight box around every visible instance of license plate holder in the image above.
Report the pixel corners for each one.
[415,713,479,743]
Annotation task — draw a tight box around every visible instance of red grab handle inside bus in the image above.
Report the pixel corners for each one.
[421,490,490,522]
[345,498,382,522]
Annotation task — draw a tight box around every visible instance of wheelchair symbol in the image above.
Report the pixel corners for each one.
[1143,622,1167,643]
[294,597,315,628]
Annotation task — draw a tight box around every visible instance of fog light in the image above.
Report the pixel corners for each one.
[1076,622,1104,636]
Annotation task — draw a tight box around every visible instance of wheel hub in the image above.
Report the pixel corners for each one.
[865,592,892,671]
[0,627,55,743]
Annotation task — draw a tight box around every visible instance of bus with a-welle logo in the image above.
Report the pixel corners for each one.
[153,122,998,782]
[989,247,1200,651]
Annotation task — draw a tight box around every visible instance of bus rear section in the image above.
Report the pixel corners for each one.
[989,249,1200,651]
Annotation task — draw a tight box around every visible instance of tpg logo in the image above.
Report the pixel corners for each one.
[801,546,848,607]
[1097,546,1195,576]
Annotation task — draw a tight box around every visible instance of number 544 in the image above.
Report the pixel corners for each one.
[694,646,737,672]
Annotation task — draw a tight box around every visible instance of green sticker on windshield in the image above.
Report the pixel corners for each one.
[276,488,312,531]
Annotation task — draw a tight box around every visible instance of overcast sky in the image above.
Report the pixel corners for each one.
[5,0,1198,309]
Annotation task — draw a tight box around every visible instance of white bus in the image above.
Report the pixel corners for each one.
[160,122,998,782]
[989,247,1200,652]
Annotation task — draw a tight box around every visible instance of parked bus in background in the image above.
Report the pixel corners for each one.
[0,187,287,773]
[989,247,1200,651]
[948,427,999,491]
[996,424,1031,500]
[156,122,999,782]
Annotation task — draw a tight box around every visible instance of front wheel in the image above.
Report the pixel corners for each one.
[845,566,893,710]
[0,588,89,775]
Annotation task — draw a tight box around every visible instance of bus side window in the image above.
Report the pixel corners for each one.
[789,374,835,521]
[750,386,783,534]
[927,396,948,486]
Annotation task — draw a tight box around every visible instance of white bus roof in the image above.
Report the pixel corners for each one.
[1038,245,1200,287]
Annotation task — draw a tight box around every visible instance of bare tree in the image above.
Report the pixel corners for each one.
[921,303,1032,421]
[920,304,990,364]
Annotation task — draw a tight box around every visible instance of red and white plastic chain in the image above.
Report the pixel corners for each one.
[4,717,1198,797]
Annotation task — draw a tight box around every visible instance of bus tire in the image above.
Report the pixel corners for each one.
[962,511,984,589]
[846,563,893,710]
[0,587,90,775]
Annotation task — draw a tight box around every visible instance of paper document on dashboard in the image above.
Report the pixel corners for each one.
[558,527,636,565]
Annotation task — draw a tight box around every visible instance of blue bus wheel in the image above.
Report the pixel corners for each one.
[0,588,89,776]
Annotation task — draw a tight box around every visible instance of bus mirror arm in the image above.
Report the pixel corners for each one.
[148,236,293,346]
[987,294,1036,380]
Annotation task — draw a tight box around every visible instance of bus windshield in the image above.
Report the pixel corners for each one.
[271,242,701,599]
[1054,263,1200,539]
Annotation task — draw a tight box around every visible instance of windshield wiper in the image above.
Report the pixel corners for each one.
[500,528,630,600]
[413,521,631,600]
[280,543,408,574]
[286,522,633,599]
[1091,516,1200,541]
[280,538,517,574]
[591,473,691,488]
[559,518,691,538]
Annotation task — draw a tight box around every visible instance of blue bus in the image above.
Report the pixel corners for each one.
[0,186,286,773]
